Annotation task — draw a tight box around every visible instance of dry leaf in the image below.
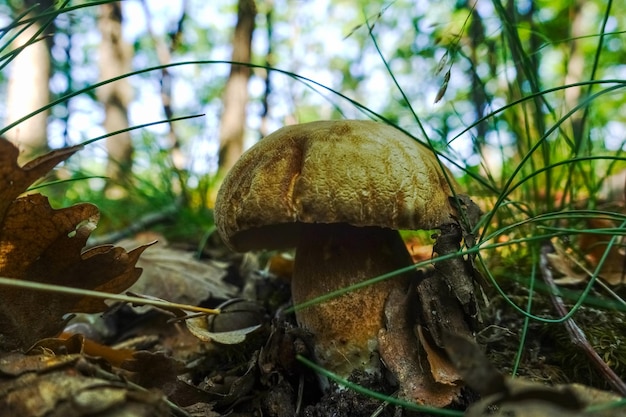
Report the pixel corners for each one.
[117,238,235,311]
[550,219,626,286]
[580,218,626,285]
[0,138,82,217]
[0,352,170,417]
[548,243,588,285]
[185,299,266,345]
[441,332,624,417]
[378,287,461,407]
[434,68,451,103]
[57,333,135,368]
[0,140,150,350]
[416,325,461,386]
[186,317,261,345]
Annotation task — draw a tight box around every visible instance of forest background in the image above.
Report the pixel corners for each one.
[3,0,624,242]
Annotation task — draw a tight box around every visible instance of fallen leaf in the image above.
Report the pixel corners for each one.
[442,331,624,417]
[548,245,588,286]
[185,299,267,345]
[416,325,461,386]
[55,333,136,368]
[549,222,626,286]
[0,353,170,417]
[415,267,473,348]
[441,330,506,398]
[116,238,235,311]
[0,138,82,218]
[0,351,81,376]
[0,141,150,350]
[580,218,626,285]
[378,287,461,407]
[187,318,262,345]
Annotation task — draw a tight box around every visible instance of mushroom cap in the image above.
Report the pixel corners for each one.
[215,120,459,252]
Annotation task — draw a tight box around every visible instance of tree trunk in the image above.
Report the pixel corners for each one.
[97,2,134,197]
[217,0,257,178]
[4,2,54,164]
[259,0,274,138]
[563,0,586,149]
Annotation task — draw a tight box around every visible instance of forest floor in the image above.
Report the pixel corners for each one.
[4,231,625,417]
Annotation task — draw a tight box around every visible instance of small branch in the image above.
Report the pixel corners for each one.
[87,202,179,247]
[539,242,626,396]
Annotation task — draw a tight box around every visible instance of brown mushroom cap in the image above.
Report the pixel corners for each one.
[215,120,458,251]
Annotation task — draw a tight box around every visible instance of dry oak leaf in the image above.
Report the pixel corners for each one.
[0,138,82,217]
[0,195,150,351]
[0,140,149,351]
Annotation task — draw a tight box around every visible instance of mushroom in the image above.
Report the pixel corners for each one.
[214,120,460,378]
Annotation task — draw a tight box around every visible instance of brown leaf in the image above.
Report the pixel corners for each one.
[416,325,461,386]
[51,333,136,368]
[580,218,626,285]
[434,68,451,103]
[0,144,149,351]
[547,244,588,285]
[440,332,624,417]
[441,330,505,397]
[549,220,626,286]
[378,287,461,407]
[0,351,81,376]
[0,353,170,417]
[185,299,267,345]
[415,267,473,347]
[117,238,235,311]
[0,138,81,217]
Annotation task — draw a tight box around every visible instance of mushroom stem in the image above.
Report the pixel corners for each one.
[291,223,413,378]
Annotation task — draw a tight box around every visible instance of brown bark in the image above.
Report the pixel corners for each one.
[5,4,53,163]
[217,0,257,178]
[97,3,134,195]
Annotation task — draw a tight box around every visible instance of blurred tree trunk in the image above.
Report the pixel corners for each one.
[563,0,585,150]
[97,2,134,197]
[5,1,54,163]
[217,0,257,178]
[259,0,274,138]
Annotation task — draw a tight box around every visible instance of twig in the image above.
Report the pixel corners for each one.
[539,241,626,396]
[86,202,179,247]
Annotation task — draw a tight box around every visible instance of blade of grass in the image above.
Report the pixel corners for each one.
[0,0,70,71]
[479,83,626,242]
[0,276,220,315]
[511,248,537,377]
[574,0,613,156]
[296,354,463,416]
